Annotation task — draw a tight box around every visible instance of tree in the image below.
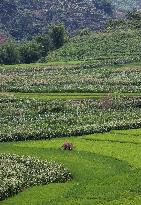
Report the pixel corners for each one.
[76,28,91,36]
[19,42,42,64]
[50,24,65,49]
[126,9,141,20]
[33,34,52,56]
[0,42,20,64]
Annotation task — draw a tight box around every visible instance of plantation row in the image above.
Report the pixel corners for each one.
[1,97,141,142]
[0,153,71,201]
[1,63,141,93]
[47,30,141,62]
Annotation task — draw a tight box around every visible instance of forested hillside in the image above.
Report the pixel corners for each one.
[0,0,114,40]
[113,0,140,10]
[1,0,141,40]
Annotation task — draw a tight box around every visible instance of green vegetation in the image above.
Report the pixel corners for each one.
[19,42,43,64]
[1,62,141,93]
[1,61,141,204]
[0,0,114,40]
[0,61,81,70]
[0,24,66,65]
[1,9,141,204]
[0,42,20,65]
[50,24,65,49]
[0,129,141,204]
[47,29,141,63]
[1,96,141,142]
[107,9,141,30]
[0,154,71,201]
[1,10,141,65]
[45,10,141,65]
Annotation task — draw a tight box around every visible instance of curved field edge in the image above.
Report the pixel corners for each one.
[0,129,141,205]
[0,154,72,201]
[1,96,141,142]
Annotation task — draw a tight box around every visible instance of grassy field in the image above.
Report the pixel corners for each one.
[1,92,141,100]
[0,61,81,69]
[0,129,141,205]
[0,92,110,100]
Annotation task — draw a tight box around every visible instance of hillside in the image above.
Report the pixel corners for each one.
[0,0,114,40]
[112,0,140,10]
[47,29,141,63]
[0,33,7,44]
[1,2,141,204]
[1,13,141,205]
[1,0,141,40]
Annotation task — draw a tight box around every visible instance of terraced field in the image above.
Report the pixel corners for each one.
[1,96,141,142]
[0,129,141,205]
[1,62,141,93]
[47,30,141,63]
[0,61,141,204]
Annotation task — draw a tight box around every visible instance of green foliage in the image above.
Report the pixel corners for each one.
[106,10,141,30]
[0,24,67,65]
[47,29,141,63]
[50,24,65,49]
[0,96,141,142]
[0,40,43,65]
[0,129,141,204]
[0,42,20,64]
[33,34,52,56]
[0,153,71,201]
[76,28,92,36]
[19,42,43,64]
[1,62,141,93]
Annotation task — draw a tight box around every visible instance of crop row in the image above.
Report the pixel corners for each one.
[1,63,141,93]
[47,29,141,62]
[0,97,141,142]
[0,153,72,201]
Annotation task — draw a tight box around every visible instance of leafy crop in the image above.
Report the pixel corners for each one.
[47,29,141,63]
[1,63,141,93]
[0,97,141,142]
[0,153,71,201]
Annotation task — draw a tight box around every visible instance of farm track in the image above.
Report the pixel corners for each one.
[1,92,141,100]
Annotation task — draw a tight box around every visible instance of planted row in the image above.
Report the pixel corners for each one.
[1,62,141,93]
[0,153,72,201]
[0,97,141,142]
